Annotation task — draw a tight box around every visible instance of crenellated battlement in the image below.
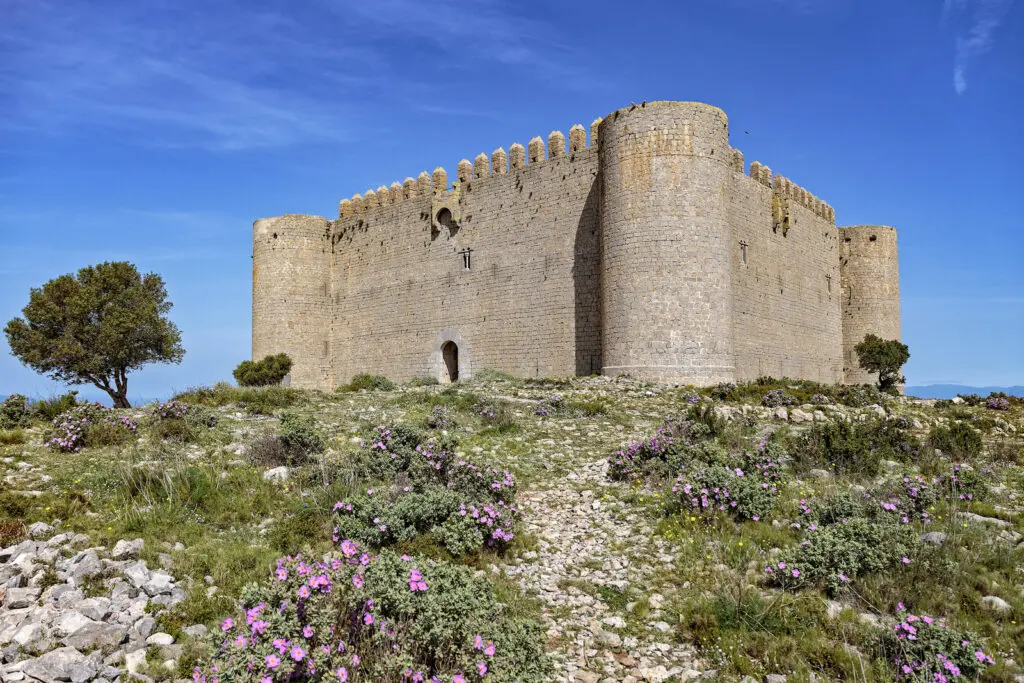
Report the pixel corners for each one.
[742,160,835,224]
[335,119,601,219]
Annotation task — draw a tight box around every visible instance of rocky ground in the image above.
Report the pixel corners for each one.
[0,529,196,682]
[0,377,1021,682]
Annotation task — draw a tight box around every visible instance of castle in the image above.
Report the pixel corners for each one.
[252,101,901,389]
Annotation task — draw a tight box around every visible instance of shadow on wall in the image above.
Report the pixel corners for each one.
[573,175,602,375]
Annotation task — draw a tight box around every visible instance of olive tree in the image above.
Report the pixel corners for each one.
[4,262,184,408]
[855,333,910,392]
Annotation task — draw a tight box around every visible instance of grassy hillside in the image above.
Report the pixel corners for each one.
[0,375,1021,682]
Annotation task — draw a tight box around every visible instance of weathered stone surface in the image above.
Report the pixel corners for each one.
[62,622,127,650]
[110,539,143,561]
[981,595,1011,614]
[18,647,91,683]
[26,524,54,540]
[262,466,289,482]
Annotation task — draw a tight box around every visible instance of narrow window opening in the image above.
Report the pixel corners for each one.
[458,247,473,270]
[436,208,458,237]
[825,273,832,293]
[739,240,749,265]
[442,341,459,382]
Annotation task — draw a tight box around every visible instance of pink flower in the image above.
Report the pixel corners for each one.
[975,651,986,663]
[454,675,466,683]
[265,655,280,669]
[298,585,311,599]
[473,635,483,650]
[336,667,349,681]
[477,662,487,676]
[902,557,910,565]
[791,569,800,578]
[221,618,234,631]
[303,625,314,638]
[352,574,363,588]
[363,613,374,625]
[484,643,496,656]
[291,645,305,661]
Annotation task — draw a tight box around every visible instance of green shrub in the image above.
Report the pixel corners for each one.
[278,412,325,463]
[340,373,395,392]
[788,420,883,476]
[31,391,80,422]
[0,429,27,445]
[232,353,292,387]
[767,517,918,594]
[407,375,440,387]
[0,394,30,429]
[928,421,983,460]
[245,431,288,467]
[812,490,867,526]
[566,397,610,416]
[174,383,299,414]
[197,547,549,682]
[148,399,216,443]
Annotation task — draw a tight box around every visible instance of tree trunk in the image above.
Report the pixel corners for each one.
[106,387,131,409]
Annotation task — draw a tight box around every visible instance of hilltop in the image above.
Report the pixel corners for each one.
[0,375,1021,682]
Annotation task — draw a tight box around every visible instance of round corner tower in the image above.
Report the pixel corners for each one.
[839,225,901,385]
[252,214,331,389]
[598,101,736,384]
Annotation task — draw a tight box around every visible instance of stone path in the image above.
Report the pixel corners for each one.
[501,442,705,683]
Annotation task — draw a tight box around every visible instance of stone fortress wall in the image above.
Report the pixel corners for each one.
[252,101,901,389]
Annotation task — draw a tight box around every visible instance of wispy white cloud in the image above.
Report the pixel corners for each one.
[945,0,1015,94]
[0,0,588,151]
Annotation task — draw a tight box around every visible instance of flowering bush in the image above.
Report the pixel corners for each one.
[333,424,519,556]
[608,428,679,481]
[669,459,781,522]
[45,403,138,452]
[153,399,189,420]
[425,405,456,430]
[808,393,832,405]
[876,605,994,681]
[0,394,30,429]
[532,394,564,417]
[761,389,796,407]
[765,517,917,594]
[984,396,1010,411]
[194,545,549,682]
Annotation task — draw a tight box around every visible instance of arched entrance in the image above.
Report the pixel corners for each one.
[441,341,459,383]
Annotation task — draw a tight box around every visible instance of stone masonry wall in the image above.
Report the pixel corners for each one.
[598,102,736,385]
[328,136,601,385]
[251,101,899,389]
[252,215,331,389]
[840,225,902,384]
[729,170,844,383]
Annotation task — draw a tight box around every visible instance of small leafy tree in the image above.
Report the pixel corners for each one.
[232,353,292,387]
[855,333,909,392]
[4,262,184,408]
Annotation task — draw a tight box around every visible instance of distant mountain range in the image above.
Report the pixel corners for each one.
[905,384,1024,399]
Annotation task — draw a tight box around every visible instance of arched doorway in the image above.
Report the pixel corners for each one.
[441,341,459,383]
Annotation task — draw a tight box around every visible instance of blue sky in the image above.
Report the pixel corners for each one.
[1,0,1021,403]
